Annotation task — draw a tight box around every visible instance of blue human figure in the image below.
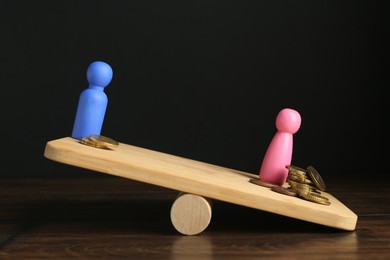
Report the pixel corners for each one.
[71,61,113,140]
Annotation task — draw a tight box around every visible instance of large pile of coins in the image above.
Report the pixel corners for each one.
[249,165,330,206]
[79,134,119,149]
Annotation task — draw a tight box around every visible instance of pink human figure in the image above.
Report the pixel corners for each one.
[259,108,302,186]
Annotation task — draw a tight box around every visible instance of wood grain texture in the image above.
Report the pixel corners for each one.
[170,192,212,235]
[44,137,357,231]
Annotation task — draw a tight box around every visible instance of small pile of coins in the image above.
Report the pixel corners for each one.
[284,165,330,205]
[249,165,330,206]
[79,134,119,149]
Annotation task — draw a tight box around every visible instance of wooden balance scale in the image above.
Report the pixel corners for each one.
[44,137,357,235]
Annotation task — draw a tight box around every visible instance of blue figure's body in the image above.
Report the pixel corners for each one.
[71,61,113,140]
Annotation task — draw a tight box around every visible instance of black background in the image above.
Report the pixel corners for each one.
[0,0,388,180]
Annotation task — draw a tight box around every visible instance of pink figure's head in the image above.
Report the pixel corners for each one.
[275,108,301,134]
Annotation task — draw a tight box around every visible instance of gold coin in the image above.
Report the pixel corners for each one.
[288,173,313,185]
[299,192,330,205]
[89,134,119,147]
[286,165,308,177]
[271,186,297,197]
[306,165,326,191]
[292,187,312,196]
[287,180,316,192]
[249,178,275,188]
[80,137,109,149]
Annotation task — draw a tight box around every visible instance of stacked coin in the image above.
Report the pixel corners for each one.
[79,134,119,149]
[249,165,331,206]
[285,165,330,205]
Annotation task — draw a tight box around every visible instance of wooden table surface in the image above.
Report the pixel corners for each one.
[0,175,389,259]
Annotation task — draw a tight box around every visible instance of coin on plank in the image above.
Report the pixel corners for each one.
[249,178,276,188]
[300,192,330,205]
[306,165,326,191]
[287,180,316,193]
[79,136,110,149]
[271,186,297,197]
[89,134,119,147]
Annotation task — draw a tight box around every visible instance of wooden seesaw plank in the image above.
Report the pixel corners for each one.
[44,137,357,231]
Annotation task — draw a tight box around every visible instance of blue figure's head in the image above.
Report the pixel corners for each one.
[87,61,113,88]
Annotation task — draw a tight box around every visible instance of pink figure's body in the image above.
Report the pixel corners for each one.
[259,108,301,186]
